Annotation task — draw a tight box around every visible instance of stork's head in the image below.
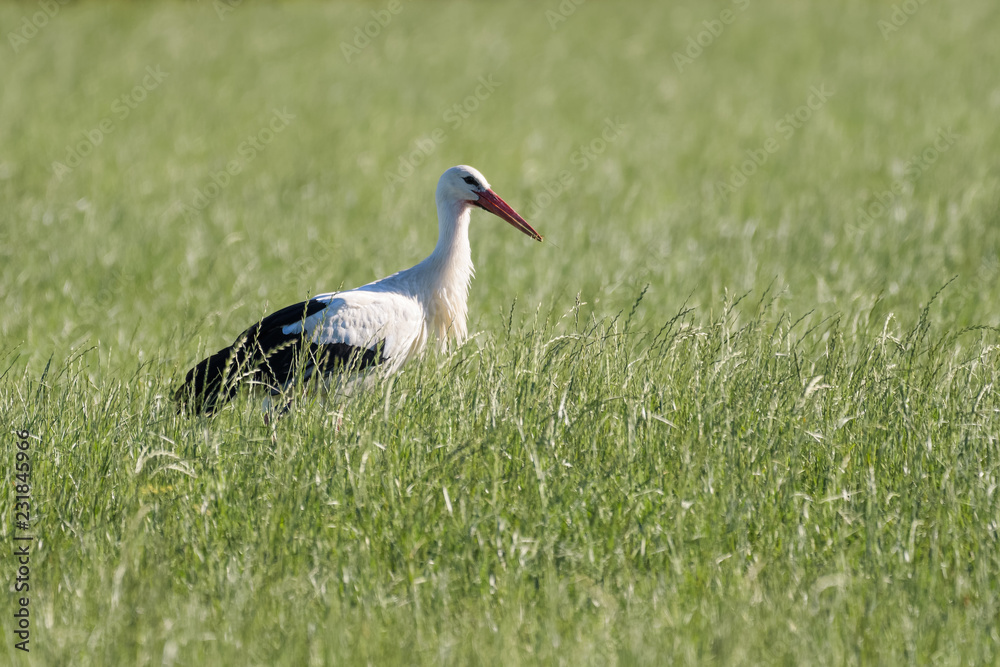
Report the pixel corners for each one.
[437,165,543,241]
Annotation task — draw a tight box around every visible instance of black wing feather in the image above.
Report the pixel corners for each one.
[175,298,385,415]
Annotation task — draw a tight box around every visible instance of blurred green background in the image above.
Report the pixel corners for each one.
[1,0,997,373]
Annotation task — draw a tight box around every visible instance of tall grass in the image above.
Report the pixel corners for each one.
[4,289,998,664]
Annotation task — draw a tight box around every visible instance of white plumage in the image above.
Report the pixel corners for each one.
[176,165,542,415]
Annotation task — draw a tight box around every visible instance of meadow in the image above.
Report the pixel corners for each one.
[1,0,999,664]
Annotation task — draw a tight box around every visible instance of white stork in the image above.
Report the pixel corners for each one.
[176,165,543,415]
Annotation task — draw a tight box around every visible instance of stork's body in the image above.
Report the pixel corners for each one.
[176,165,542,415]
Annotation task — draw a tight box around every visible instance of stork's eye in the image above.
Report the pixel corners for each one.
[462,176,479,187]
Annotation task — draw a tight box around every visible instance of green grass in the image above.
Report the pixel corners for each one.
[2,0,999,664]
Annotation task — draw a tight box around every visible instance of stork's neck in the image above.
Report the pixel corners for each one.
[430,196,473,270]
[412,195,474,345]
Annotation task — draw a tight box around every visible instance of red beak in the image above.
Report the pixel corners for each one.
[473,189,543,242]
